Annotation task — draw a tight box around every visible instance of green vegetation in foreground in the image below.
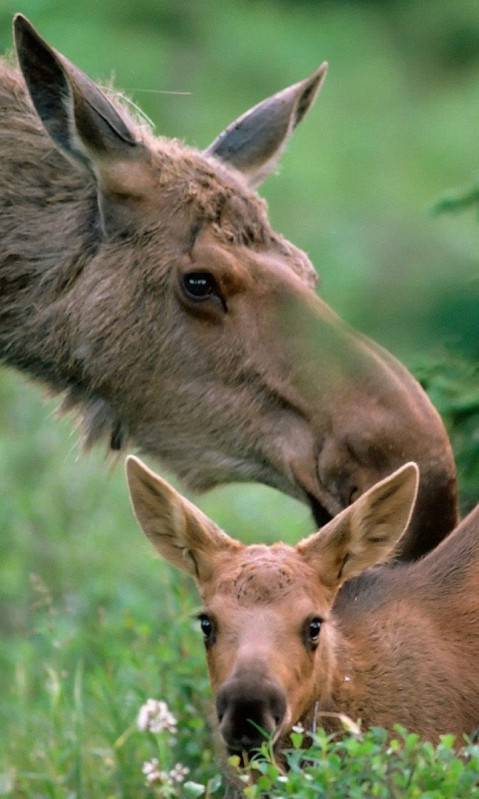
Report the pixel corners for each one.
[232,725,479,798]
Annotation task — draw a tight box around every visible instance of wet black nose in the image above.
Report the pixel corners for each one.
[216,674,287,754]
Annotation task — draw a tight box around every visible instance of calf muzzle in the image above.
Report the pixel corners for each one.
[216,673,287,755]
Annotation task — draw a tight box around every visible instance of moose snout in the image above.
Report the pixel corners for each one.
[216,673,287,754]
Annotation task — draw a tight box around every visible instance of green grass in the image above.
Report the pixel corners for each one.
[2,0,479,795]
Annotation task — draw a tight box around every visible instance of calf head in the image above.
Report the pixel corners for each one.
[126,456,418,755]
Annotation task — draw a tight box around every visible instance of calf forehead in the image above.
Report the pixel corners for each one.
[213,545,314,605]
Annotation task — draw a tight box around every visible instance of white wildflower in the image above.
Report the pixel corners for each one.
[142,758,159,776]
[142,758,170,787]
[169,762,190,783]
[137,698,178,734]
[291,723,304,734]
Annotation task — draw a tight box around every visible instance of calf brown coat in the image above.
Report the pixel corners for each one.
[127,457,479,754]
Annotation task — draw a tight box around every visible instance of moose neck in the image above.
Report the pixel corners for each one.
[318,506,479,738]
[318,618,388,732]
[0,66,92,373]
[0,146,116,444]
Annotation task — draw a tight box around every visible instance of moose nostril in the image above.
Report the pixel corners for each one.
[216,675,287,754]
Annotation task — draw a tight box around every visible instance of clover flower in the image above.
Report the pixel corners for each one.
[137,698,178,735]
[142,758,169,787]
[141,758,190,792]
[169,762,190,783]
[137,699,191,796]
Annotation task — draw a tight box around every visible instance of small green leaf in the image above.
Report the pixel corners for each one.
[290,730,304,749]
[183,781,206,797]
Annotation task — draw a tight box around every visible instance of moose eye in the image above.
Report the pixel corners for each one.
[198,613,214,643]
[307,617,322,647]
[182,271,220,300]
[179,270,227,314]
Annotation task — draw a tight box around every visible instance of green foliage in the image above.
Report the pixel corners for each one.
[233,725,479,798]
[433,173,479,218]
[414,355,479,514]
[0,537,218,797]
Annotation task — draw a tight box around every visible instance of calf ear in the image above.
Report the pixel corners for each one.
[297,463,419,596]
[205,63,327,189]
[14,14,151,236]
[125,456,240,581]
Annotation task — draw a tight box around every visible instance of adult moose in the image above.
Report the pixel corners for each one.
[1,16,457,557]
[127,456,479,754]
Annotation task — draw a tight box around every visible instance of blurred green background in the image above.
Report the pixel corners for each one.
[1,1,479,794]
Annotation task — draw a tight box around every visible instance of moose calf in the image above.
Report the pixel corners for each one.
[127,456,479,755]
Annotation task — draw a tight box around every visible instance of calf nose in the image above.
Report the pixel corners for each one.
[216,674,287,754]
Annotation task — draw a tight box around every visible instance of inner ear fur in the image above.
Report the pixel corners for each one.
[14,14,152,236]
[125,456,241,580]
[205,63,327,188]
[297,463,419,592]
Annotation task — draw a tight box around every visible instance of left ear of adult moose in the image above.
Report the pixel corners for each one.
[13,14,152,236]
[205,63,328,188]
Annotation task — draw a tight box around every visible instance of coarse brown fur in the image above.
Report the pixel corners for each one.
[1,17,458,557]
[127,457,479,755]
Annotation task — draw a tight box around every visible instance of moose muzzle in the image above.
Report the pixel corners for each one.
[216,671,287,755]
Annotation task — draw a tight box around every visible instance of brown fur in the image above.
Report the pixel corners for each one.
[127,457,479,754]
[1,17,458,557]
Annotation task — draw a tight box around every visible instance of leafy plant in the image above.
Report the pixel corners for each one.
[413,343,479,515]
[229,723,479,798]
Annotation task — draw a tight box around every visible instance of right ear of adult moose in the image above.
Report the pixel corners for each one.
[205,62,328,188]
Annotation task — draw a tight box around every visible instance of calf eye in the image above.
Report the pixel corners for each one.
[198,613,214,643]
[307,617,322,647]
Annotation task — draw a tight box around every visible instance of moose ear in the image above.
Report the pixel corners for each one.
[13,14,152,236]
[125,456,241,581]
[297,463,419,597]
[205,63,327,189]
